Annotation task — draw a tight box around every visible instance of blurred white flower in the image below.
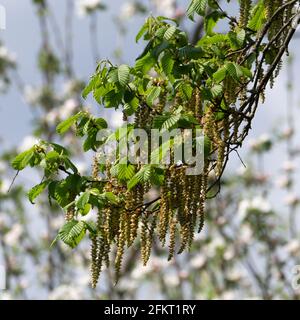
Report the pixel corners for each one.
[23,85,40,105]
[74,161,88,173]
[226,268,243,282]
[152,0,176,17]
[178,270,189,280]
[0,293,13,300]
[77,0,104,17]
[207,237,225,257]
[223,246,235,261]
[276,175,290,189]
[0,160,6,172]
[0,179,10,193]
[118,277,138,291]
[284,193,300,207]
[284,239,300,256]
[281,128,294,139]
[120,2,138,19]
[249,134,272,152]
[238,196,271,220]
[131,262,152,280]
[0,46,16,64]
[238,224,253,245]
[76,273,91,286]
[221,290,236,300]
[4,224,24,247]
[48,285,84,300]
[164,273,180,287]
[59,98,78,119]
[190,253,206,269]
[0,214,8,229]
[236,165,248,176]
[110,111,124,128]
[50,216,65,230]
[149,256,171,271]
[18,135,39,152]
[44,109,59,125]
[282,160,296,173]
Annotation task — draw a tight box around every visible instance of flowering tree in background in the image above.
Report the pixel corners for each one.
[0,0,300,300]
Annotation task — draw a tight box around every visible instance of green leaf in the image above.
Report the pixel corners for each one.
[76,191,90,210]
[146,86,161,106]
[178,46,204,60]
[161,113,181,130]
[210,84,223,98]
[187,0,208,21]
[12,148,35,170]
[127,165,152,190]
[248,0,266,31]
[117,64,130,87]
[56,112,83,134]
[135,21,148,42]
[110,163,136,180]
[164,26,177,41]
[161,52,175,76]
[28,180,50,204]
[213,66,227,83]
[82,75,98,99]
[102,192,119,204]
[236,29,246,46]
[58,220,87,249]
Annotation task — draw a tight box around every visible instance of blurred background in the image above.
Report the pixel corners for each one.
[0,0,300,299]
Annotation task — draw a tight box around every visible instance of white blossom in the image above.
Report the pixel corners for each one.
[110,111,124,128]
[0,46,16,64]
[77,0,104,17]
[223,246,235,261]
[0,179,10,193]
[18,135,39,152]
[152,0,176,17]
[0,293,13,300]
[164,273,180,287]
[238,196,272,220]
[4,224,24,247]
[284,239,300,256]
[48,284,84,300]
[221,290,236,300]
[282,160,296,173]
[120,2,138,19]
[276,175,290,189]
[284,193,300,206]
[238,224,253,245]
[226,268,243,282]
[23,85,41,105]
[190,253,206,269]
[0,160,6,172]
[60,98,79,119]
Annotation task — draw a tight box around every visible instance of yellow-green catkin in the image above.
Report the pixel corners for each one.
[168,215,177,261]
[198,161,209,233]
[115,212,126,282]
[65,205,75,222]
[158,169,172,246]
[141,215,149,265]
[239,0,252,28]
[90,235,99,288]
[92,154,100,180]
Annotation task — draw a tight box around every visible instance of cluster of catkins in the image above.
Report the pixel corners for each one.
[89,0,298,286]
[89,85,218,287]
